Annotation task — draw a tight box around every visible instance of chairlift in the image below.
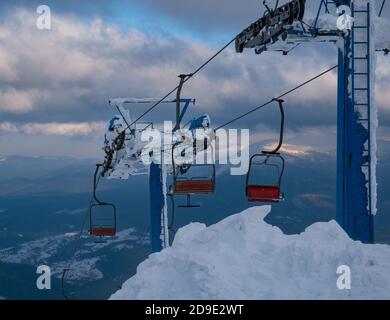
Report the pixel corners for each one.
[89,164,117,238]
[246,98,286,203]
[171,143,216,208]
[168,74,216,208]
[246,153,285,202]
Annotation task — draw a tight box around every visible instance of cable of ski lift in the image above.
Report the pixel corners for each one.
[157,65,337,160]
[119,37,237,134]
[112,0,311,137]
[379,0,387,17]
[215,64,337,130]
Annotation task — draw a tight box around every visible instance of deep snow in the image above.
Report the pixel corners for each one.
[110,206,390,300]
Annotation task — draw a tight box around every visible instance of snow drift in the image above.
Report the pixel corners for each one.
[111,206,390,300]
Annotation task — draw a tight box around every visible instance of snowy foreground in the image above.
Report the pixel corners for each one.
[110,206,390,300]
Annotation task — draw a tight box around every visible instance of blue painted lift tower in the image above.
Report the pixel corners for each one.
[336,0,375,243]
[149,98,196,252]
[236,0,382,243]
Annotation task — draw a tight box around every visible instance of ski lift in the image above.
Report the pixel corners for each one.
[168,74,216,208]
[246,153,285,202]
[89,164,117,238]
[171,143,216,208]
[246,98,286,203]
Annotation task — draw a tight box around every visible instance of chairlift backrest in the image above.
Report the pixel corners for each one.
[90,203,117,237]
[171,141,216,196]
[246,153,285,203]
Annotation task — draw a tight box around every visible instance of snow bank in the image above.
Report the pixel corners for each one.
[111,206,390,300]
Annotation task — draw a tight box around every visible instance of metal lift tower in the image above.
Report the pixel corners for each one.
[236,0,387,243]
[101,1,389,252]
[336,0,375,243]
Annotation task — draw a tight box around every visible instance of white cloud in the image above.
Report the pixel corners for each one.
[0,7,388,157]
[0,88,43,113]
[0,122,19,133]
[0,121,105,136]
[0,49,18,81]
[0,8,341,118]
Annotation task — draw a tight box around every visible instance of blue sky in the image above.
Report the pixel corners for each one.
[0,0,389,158]
[0,0,239,43]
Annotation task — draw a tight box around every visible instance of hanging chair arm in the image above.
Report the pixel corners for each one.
[262,98,285,154]
[277,154,285,186]
[175,74,193,130]
[93,164,106,205]
[171,141,182,182]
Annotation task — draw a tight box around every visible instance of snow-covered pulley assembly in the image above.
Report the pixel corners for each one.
[235,0,306,53]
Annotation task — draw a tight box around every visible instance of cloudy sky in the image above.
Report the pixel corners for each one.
[0,0,389,158]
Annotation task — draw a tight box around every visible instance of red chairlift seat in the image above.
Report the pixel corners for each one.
[246,185,283,203]
[174,179,215,195]
[90,226,116,237]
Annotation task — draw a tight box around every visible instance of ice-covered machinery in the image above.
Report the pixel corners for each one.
[101,99,153,179]
[235,0,306,53]
[236,0,389,55]
[94,97,216,250]
[101,98,215,180]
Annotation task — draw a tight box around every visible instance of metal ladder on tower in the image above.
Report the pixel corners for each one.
[350,1,373,240]
[160,164,169,248]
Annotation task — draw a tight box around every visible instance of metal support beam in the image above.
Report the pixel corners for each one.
[175,74,192,130]
[149,162,164,252]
